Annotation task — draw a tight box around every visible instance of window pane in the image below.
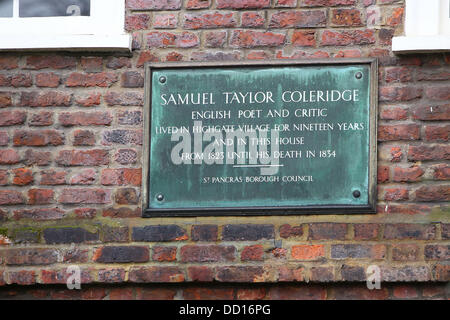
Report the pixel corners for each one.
[19,0,90,17]
[0,0,13,18]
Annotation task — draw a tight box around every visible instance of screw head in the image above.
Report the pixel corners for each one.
[156,194,164,201]
[159,76,166,84]
[355,72,363,79]
[353,190,361,198]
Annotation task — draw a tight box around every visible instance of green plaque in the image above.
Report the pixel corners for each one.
[143,59,377,216]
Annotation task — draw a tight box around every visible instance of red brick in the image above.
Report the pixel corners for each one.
[392,244,420,261]
[215,266,264,282]
[384,188,409,201]
[386,7,404,26]
[29,112,53,126]
[135,288,177,300]
[101,168,142,186]
[380,106,408,120]
[230,30,285,48]
[321,30,375,46]
[354,224,379,240]
[270,10,326,28]
[106,57,132,70]
[153,13,178,29]
[276,0,297,7]
[80,57,103,73]
[241,245,264,261]
[166,51,185,61]
[0,149,20,164]
[56,150,109,166]
[247,51,272,60]
[393,285,419,299]
[236,288,267,300]
[332,285,389,300]
[0,170,8,185]
[36,73,60,88]
[181,245,235,262]
[205,31,227,47]
[126,0,182,10]
[424,125,449,142]
[109,288,133,300]
[377,165,390,183]
[129,267,185,283]
[187,266,214,282]
[217,0,270,9]
[58,188,111,204]
[186,0,210,9]
[408,145,450,161]
[12,168,33,186]
[73,130,95,146]
[136,51,159,67]
[152,246,177,262]
[334,49,362,58]
[104,92,144,106]
[384,224,436,240]
[66,72,117,87]
[0,92,12,107]
[268,285,326,300]
[0,110,26,126]
[302,0,356,6]
[183,287,234,300]
[11,73,32,87]
[291,245,325,260]
[59,112,112,126]
[379,86,422,101]
[125,13,150,31]
[24,150,51,166]
[378,124,420,141]
[331,9,363,26]
[417,70,450,81]
[415,185,450,202]
[74,92,101,107]
[0,56,18,70]
[13,130,64,146]
[433,164,450,180]
[121,71,144,88]
[0,190,25,205]
[393,166,424,182]
[25,55,76,70]
[70,169,96,185]
[40,170,66,185]
[280,224,304,238]
[146,31,199,48]
[241,12,265,28]
[384,67,412,83]
[20,91,72,107]
[425,86,450,101]
[291,30,316,46]
[28,189,54,205]
[309,223,347,240]
[7,271,35,285]
[184,12,236,29]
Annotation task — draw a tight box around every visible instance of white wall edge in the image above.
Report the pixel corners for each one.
[393,36,450,53]
[0,34,132,51]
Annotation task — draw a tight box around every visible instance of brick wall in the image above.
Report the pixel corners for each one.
[0,0,448,298]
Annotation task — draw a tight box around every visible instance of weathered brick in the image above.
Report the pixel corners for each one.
[186,0,210,9]
[270,10,326,28]
[0,56,19,70]
[222,224,274,241]
[383,188,409,201]
[183,12,236,29]
[132,225,188,242]
[73,130,96,146]
[7,270,35,285]
[80,57,103,73]
[191,225,218,241]
[181,245,235,262]
[98,268,126,283]
[104,92,144,106]
[28,189,53,204]
[66,72,117,87]
[321,30,375,46]
[146,31,199,48]
[74,92,101,107]
[69,169,96,185]
[4,248,58,265]
[0,190,24,205]
[424,125,449,142]
[392,166,424,182]
[392,244,421,261]
[291,245,325,260]
[115,188,138,204]
[215,266,264,282]
[381,266,430,282]
[25,56,76,70]
[100,225,129,242]
[308,223,347,240]
[152,246,177,262]
[29,112,53,126]
[267,285,326,300]
[301,0,356,6]
[40,170,66,185]
[433,164,450,180]
[129,267,185,283]
[331,244,386,259]
[56,150,109,166]
[415,185,449,202]
[58,188,111,204]
[121,71,144,88]
[102,207,141,218]
[340,265,365,281]
[331,9,362,26]
[126,0,182,10]
[13,208,66,220]
[135,287,177,300]
[101,168,141,186]
[408,145,450,161]
[59,112,112,126]
[0,110,26,127]
[0,149,20,164]
[424,245,449,260]
[230,30,285,48]
[93,246,149,263]
[384,224,436,240]
[114,149,138,165]
[241,12,265,28]
[241,245,264,261]
[13,130,64,146]
[20,91,72,107]
[36,72,61,88]
[280,224,304,238]
[187,266,214,282]
[43,227,99,244]
[217,0,270,9]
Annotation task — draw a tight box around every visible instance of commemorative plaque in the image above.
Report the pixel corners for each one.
[143,59,377,217]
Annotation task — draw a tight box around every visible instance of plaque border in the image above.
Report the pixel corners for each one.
[142,58,378,217]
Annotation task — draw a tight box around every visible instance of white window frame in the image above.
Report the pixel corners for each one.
[393,0,450,53]
[0,0,131,51]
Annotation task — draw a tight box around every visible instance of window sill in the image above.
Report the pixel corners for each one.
[392,35,450,53]
[0,34,132,51]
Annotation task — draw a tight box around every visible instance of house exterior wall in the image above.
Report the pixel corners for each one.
[0,0,448,300]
